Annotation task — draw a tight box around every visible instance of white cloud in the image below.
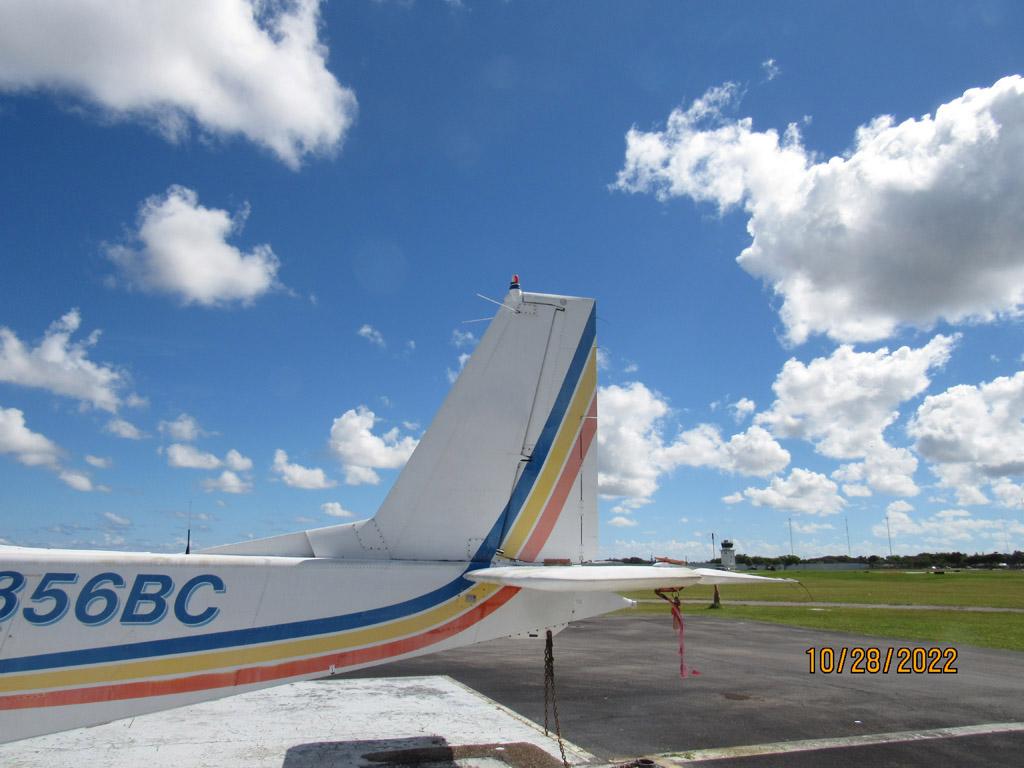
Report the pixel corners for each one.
[158,413,206,442]
[742,468,846,515]
[729,397,756,423]
[103,511,131,527]
[596,348,610,371]
[202,470,251,494]
[0,406,61,468]
[58,469,98,493]
[225,448,252,472]
[451,329,477,348]
[887,500,914,515]
[758,335,954,459]
[446,353,472,384]
[272,449,336,489]
[105,418,145,440]
[166,443,221,470]
[125,393,148,409]
[842,483,872,498]
[832,446,921,498]
[616,76,1024,343]
[0,0,357,168]
[792,521,832,534]
[84,454,111,469]
[358,324,386,348]
[1,407,108,492]
[0,310,125,411]
[608,515,638,528]
[107,186,280,306]
[166,443,251,472]
[722,492,744,504]
[872,506,1009,547]
[910,371,1024,506]
[992,479,1024,509]
[329,406,418,486]
[761,58,781,81]
[597,382,789,505]
[321,501,355,518]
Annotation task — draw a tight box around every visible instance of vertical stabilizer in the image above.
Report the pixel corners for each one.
[207,281,598,564]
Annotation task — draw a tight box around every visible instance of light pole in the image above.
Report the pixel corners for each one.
[885,514,893,557]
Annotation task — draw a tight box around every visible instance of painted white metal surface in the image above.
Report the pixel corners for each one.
[0,676,595,767]
[467,565,795,592]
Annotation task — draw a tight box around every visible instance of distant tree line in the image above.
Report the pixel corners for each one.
[609,551,1024,568]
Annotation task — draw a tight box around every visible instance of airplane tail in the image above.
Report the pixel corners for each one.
[207,278,598,564]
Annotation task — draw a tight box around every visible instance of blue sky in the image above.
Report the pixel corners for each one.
[1,1,1023,560]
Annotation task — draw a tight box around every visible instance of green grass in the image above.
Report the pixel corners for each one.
[621,569,1024,609]
[623,600,1024,652]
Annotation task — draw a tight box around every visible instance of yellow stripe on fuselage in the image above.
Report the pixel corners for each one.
[0,582,499,695]
[501,345,596,559]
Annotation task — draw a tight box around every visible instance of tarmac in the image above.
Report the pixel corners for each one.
[3,611,1023,767]
[342,612,1024,767]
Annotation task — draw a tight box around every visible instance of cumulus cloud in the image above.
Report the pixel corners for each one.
[616,76,1024,343]
[158,413,206,442]
[107,186,280,306]
[105,417,145,440]
[0,407,108,492]
[84,454,111,469]
[167,443,222,470]
[608,515,639,528]
[758,335,954,458]
[0,406,61,468]
[742,468,846,515]
[792,521,832,534]
[873,506,1013,547]
[58,469,99,492]
[0,310,125,411]
[909,369,1024,504]
[451,329,477,348]
[166,443,252,472]
[357,324,385,348]
[103,511,131,527]
[597,382,789,505]
[0,0,357,168]
[729,397,756,423]
[329,406,418,485]
[202,470,251,494]
[225,448,253,472]
[446,353,471,384]
[321,501,355,518]
[272,449,336,489]
[761,58,781,81]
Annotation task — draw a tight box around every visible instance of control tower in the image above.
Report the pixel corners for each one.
[720,539,736,570]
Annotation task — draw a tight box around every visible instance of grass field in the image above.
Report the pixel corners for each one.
[619,569,1024,652]
[621,568,1024,609]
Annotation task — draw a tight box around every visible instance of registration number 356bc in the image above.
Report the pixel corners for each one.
[0,571,225,628]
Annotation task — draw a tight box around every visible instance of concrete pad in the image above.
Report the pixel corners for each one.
[0,676,593,768]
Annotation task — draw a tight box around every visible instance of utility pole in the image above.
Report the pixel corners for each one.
[885,514,893,557]
[788,517,794,556]
[845,516,852,557]
[711,532,716,562]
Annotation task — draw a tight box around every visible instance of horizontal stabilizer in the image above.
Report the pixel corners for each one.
[466,565,795,592]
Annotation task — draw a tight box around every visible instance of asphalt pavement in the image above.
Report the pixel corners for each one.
[343,612,1024,767]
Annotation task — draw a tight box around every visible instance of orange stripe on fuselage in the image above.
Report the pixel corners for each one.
[0,586,520,711]
[518,395,597,562]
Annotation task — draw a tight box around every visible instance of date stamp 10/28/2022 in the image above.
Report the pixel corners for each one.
[805,646,958,674]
